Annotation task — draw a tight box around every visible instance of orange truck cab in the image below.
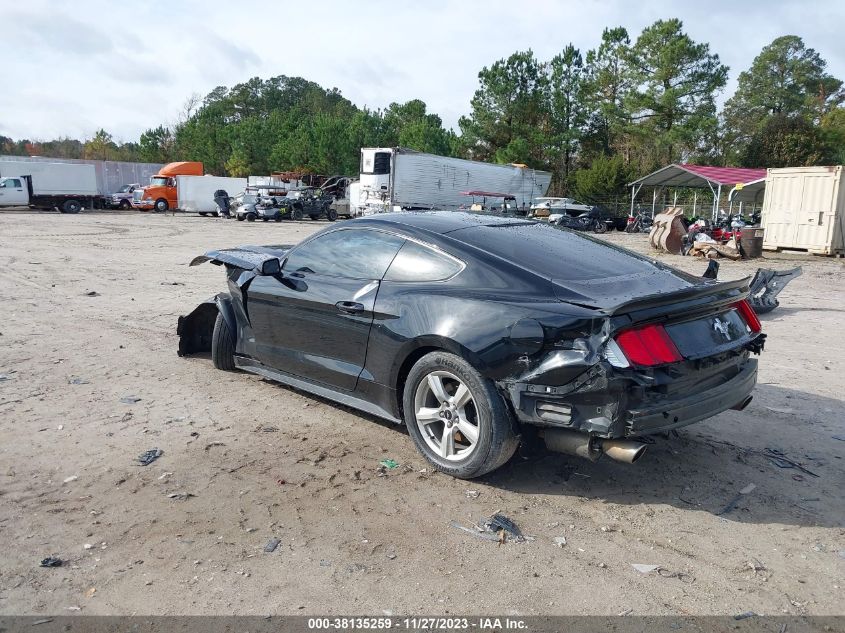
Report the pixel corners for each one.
[133,162,203,212]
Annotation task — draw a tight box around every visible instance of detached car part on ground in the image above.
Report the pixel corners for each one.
[177,213,766,479]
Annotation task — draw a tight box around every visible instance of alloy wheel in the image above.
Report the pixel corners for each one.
[414,371,480,461]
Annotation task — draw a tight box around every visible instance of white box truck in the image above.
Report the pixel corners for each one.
[0,159,102,213]
[761,166,845,256]
[358,147,552,214]
[176,176,248,214]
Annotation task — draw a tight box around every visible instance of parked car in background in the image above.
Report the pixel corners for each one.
[178,212,765,479]
[110,183,141,209]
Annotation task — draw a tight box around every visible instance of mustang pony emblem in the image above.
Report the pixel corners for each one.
[712,317,731,340]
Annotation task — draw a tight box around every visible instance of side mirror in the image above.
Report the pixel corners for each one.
[261,258,281,276]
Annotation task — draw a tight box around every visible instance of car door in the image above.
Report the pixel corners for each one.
[246,228,406,391]
[0,178,28,206]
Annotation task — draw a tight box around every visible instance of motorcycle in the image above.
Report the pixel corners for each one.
[625,211,653,233]
[552,207,608,234]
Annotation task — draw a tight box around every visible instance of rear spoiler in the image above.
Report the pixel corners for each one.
[608,277,750,326]
[189,245,292,272]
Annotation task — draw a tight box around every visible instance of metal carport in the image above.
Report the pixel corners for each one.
[628,164,767,220]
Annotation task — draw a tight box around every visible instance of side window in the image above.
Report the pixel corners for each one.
[284,229,405,279]
[384,241,463,282]
[7,179,21,188]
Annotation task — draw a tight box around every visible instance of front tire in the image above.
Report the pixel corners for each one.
[246,212,256,222]
[154,198,168,213]
[593,221,607,234]
[291,206,303,221]
[326,207,338,222]
[403,352,519,479]
[211,312,236,371]
[120,200,131,210]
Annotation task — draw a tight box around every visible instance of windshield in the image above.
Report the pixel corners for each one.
[118,185,130,193]
[150,176,168,187]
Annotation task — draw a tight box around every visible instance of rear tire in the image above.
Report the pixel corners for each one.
[211,312,236,371]
[326,207,338,222]
[403,351,519,479]
[291,207,303,221]
[63,199,82,214]
[593,221,607,234]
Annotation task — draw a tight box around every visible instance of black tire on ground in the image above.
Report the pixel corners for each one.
[403,351,519,479]
[120,199,131,210]
[291,207,303,221]
[326,207,338,222]
[262,217,269,222]
[62,199,82,214]
[309,214,319,221]
[236,215,245,221]
[593,221,607,234]
[211,312,236,371]
[625,222,638,233]
[246,213,256,222]
[274,216,282,222]
[199,212,208,217]
[154,198,168,213]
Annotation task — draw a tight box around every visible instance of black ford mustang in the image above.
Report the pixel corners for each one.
[178,212,764,479]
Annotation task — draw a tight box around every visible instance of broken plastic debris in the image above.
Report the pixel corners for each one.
[68,377,90,385]
[167,492,195,500]
[465,490,480,499]
[739,483,757,495]
[734,612,757,620]
[486,514,523,540]
[264,537,281,553]
[553,536,567,548]
[63,475,78,484]
[120,396,142,404]
[631,564,660,574]
[379,458,398,469]
[40,557,63,568]
[137,448,163,466]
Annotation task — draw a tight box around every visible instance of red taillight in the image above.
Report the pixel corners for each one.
[615,324,683,367]
[626,216,635,224]
[733,299,761,332]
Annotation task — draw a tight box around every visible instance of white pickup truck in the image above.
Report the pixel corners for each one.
[0,159,102,213]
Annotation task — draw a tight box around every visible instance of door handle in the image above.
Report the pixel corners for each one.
[335,301,365,314]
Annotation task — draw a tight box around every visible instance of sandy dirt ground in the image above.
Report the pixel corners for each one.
[0,211,842,617]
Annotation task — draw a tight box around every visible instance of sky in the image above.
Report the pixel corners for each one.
[1,0,844,143]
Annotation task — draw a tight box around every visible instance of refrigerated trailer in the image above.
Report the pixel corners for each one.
[0,160,101,213]
[357,147,551,214]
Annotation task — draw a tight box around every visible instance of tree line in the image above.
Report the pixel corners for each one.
[3,19,843,203]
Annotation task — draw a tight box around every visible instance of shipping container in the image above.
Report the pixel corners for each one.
[761,166,845,256]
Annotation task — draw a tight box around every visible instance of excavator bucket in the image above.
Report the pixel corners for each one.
[648,208,687,254]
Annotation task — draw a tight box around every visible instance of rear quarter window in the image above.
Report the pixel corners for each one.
[384,241,463,282]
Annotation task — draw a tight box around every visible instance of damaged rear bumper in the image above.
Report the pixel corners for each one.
[502,355,758,439]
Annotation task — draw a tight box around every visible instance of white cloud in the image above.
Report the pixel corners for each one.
[1,0,843,141]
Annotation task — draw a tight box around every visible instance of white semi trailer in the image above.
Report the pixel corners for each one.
[357,147,551,214]
[0,160,101,213]
[176,176,248,214]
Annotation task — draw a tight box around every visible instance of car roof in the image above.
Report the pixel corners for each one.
[349,211,534,236]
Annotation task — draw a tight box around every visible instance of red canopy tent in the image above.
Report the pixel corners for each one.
[628,164,767,220]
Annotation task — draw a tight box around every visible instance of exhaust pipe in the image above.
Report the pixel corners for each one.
[542,429,647,464]
[600,439,648,464]
[730,395,753,411]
